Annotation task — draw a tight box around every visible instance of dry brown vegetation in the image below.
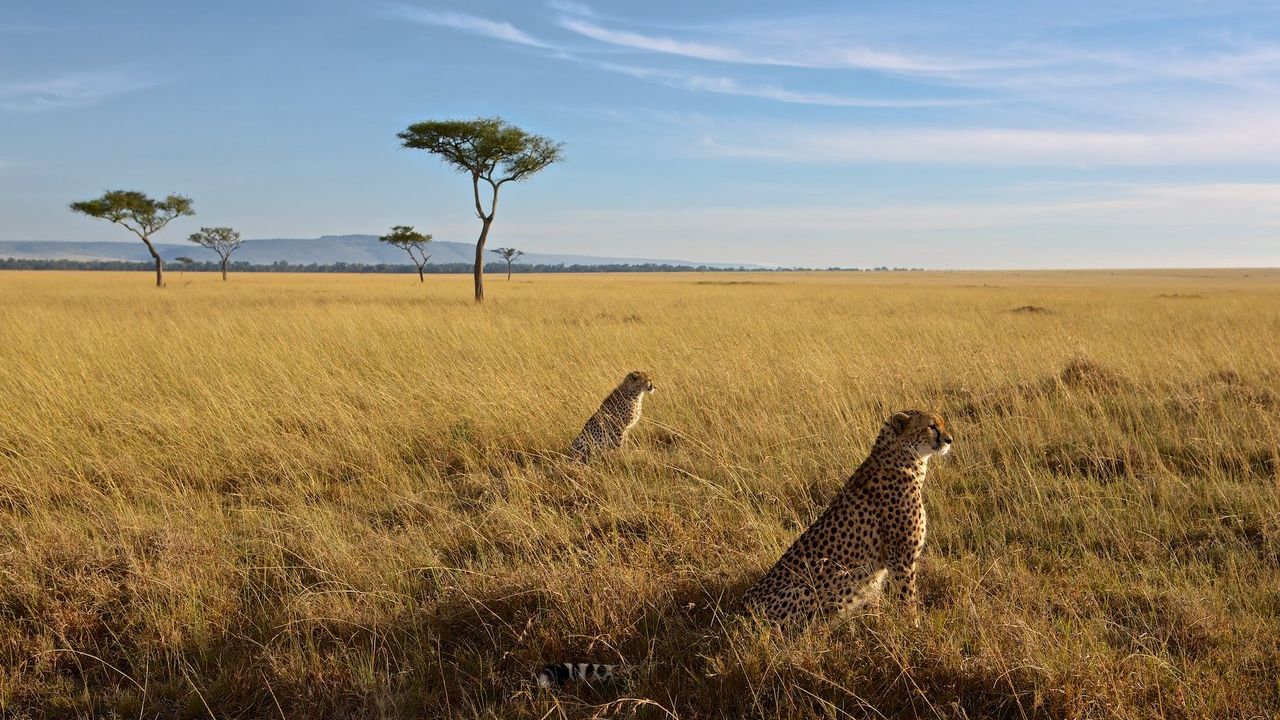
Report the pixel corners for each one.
[0,269,1278,719]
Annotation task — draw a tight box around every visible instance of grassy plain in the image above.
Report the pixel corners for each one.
[0,269,1278,719]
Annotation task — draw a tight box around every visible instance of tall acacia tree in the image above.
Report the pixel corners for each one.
[490,247,524,281]
[188,226,244,281]
[398,118,561,302]
[69,190,194,287]
[379,225,433,283]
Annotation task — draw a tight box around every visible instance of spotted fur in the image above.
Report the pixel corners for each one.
[535,409,953,686]
[739,410,952,625]
[534,663,618,688]
[568,371,655,462]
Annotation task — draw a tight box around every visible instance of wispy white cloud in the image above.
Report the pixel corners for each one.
[503,183,1280,267]
[527,184,1280,234]
[0,68,162,112]
[385,6,970,107]
[558,14,1280,93]
[1146,44,1280,88]
[545,0,595,18]
[595,62,978,108]
[558,17,1029,75]
[387,5,552,48]
[701,116,1280,166]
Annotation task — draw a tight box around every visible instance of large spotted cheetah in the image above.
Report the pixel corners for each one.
[535,409,953,686]
[567,371,654,462]
[739,409,951,625]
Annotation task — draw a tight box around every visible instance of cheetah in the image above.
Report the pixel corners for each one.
[567,371,654,462]
[534,409,953,686]
[739,409,952,626]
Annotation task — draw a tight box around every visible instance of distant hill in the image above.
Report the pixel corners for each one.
[0,235,759,269]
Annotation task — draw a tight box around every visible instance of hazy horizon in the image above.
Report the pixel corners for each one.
[3,0,1280,269]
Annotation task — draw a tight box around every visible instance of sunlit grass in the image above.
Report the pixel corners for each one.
[0,269,1277,718]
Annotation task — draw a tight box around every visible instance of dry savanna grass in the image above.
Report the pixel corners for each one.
[0,269,1278,719]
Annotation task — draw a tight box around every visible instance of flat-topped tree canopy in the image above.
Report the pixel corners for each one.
[70,190,194,237]
[491,247,525,281]
[398,117,562,302]
[379,225,432,248]
[379,225,433,282]
[398,118,562,205]
[189,226,242,255]
[69,190,194,287]
[188,226,244,280]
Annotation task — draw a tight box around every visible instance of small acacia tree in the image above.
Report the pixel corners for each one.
[174,256,194,276]
[398,117,561,302]
[69,190,194,287]
[379,226,433,283]
[490,247,524,281]
[188,227,244,281]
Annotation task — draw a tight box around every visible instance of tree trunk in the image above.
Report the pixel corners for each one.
[507,262,512,281]
[221,257,228,281]
[474,217,494,303]
[142,237,165,288]
[417,266,425,283]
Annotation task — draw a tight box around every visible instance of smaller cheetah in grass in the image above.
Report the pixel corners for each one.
[740,409,952,627]
[568,371,655,462]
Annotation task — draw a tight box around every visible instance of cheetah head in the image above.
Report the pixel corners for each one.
[884,410,952,459]
[625,370,655,394]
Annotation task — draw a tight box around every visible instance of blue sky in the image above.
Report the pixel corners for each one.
[2,0,1280,268]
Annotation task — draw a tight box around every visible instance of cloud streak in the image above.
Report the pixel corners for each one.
[558,17,1021,75]
[386,5,971,107]
[544,0,596,18]
[701,117,1280,167]
[595,63,977,108]
[504,183,1280,267]
[558,13,1280,93]
[387,5,552,48]
[0,68,162,112]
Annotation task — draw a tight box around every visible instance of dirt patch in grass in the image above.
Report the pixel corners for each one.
[948,357,1139,424]
[1165,369,1280,421]
[1011,304,1054,314]
[1208,369,1279,408]
[1058,357,1129,391]
[1044,444,1130,482]
[1095,587,1230,660]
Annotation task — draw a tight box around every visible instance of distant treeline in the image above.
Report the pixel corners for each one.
[1,258,926,273]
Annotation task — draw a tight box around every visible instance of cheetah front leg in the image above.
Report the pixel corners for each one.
[884,540,921,626]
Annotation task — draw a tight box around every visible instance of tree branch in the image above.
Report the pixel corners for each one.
[472,173,491,221]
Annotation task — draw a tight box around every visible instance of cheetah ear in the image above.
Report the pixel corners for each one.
[887,412,912,435]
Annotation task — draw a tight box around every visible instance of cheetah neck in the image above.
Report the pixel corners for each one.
[626,392,645,427]
[846,448,929,491]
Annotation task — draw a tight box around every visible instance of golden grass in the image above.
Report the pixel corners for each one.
[0,269,1278,719]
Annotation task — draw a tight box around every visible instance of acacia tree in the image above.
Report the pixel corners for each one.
[188,226,243,281]
[398,118,561,302]
[379,225,433,283]
[490,247,524,280]
[69,190,194,287]
[174,256,194,276]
